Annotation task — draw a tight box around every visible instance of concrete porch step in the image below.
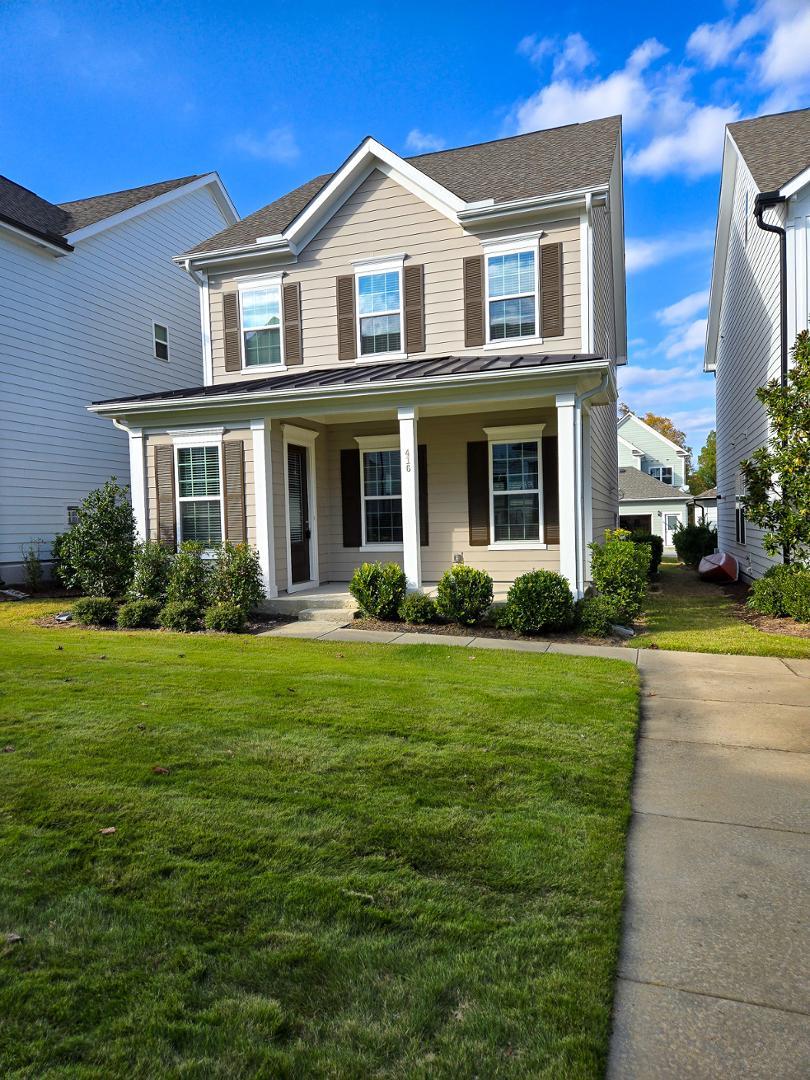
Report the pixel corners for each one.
[297,607,353,623]
[266,588,357,617]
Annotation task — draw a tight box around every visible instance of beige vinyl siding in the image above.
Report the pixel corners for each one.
[592,203,616,358]
[714,154,782,579]
[588,401,619,543]
[208,170,582,382]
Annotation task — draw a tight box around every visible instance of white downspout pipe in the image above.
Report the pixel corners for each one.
[574,371,610,593]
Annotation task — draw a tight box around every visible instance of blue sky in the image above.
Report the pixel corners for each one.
[4,0,810,460]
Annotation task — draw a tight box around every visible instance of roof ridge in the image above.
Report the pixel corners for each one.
[406,115,621,162]
[729,104,810,130]
[58,173,204,209]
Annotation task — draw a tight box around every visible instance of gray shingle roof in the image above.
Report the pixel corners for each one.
[728,107,810,193]
[0,173,205,249]
[618,468,691,502]
[93,351,604,407]
[186,116,621,257]
[694,487,717,500]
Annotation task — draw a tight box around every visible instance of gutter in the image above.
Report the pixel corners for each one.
[753,191,788,386]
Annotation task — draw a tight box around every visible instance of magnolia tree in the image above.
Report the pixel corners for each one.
[741,331,810,565]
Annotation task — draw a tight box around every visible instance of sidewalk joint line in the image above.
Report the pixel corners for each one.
[633,808,810,837]
[637,734,810,756]
[616,975,810,1019]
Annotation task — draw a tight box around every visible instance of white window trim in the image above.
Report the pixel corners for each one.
[483,238,544,350]
[282,424,320,593]
[353,433,405,550]
[172,432,225,555]
[484,423,546,549]
[649,465,674,485]
[238,273,287,373]
[152,321,169,362]
[353,254,407,361]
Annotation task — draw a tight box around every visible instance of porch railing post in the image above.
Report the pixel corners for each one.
[555,393,579,597]
[397,404,421,591]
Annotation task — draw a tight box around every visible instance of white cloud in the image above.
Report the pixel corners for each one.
[687,11,764,68]
[625,230,714,274]
[662,317,708,359]
[229,126,299,164]
[404,129,446,154]
[619,361,699,389]
[518,32,596,78]
[626,103,740,179]
[657,289,710,326]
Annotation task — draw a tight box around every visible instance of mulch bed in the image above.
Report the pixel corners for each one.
[349,615,625,647]
[34,612,294,636]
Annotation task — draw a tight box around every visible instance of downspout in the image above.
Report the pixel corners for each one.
[753,192,788,386]
[574,371,610,593]
[183,259,213,386]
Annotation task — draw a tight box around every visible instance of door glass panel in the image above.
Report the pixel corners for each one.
[288,450,305,543]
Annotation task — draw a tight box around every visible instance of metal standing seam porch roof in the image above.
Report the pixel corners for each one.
[92,352,606,408]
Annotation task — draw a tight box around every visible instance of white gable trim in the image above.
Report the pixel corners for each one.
[618,433,642,456]
[65,173,238,244]
[780,166,810,200]
[618,412,689,457]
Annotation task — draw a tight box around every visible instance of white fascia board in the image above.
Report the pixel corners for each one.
[617,433,642,454]
[457,185,607,229]
[610,131,628,363]
[705,133,741,372]
[65,173,237,244]
[0,218,71,255]
[780,166,810,200]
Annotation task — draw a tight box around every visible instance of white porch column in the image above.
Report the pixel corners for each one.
[397,405,421,590]
[582,408,593,583]
[126,426,147,541]
[556,393,579,597]
[251,417,278,598]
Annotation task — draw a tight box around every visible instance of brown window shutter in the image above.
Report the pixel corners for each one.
[223,440,246,543]
[154,444,177,550]
[282,281,303,366]
[540,242,564,338]
[467,441,489,546]
[336,276,356,361]
[542,435,559,544]
[418,443,429,546]
[404,264,425,354]
[340,448,362,546]
[463,255,485,348]
[223,292,241,372]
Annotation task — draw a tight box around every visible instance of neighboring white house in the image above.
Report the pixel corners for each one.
[705,106,810,580]
[693,487,718,528]
[0,171,237,583]
[617,411,692,548]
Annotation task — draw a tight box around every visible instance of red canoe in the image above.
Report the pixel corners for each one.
[698,551,739,584]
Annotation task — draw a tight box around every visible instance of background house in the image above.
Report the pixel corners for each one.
[617,411,692,548]
[705,106,810,579]
[0,172,237,584]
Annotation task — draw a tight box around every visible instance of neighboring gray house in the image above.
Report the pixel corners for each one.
[617,411,691,548]
[90,119,627,606]
[0,172,237,583]
[705,106,810,579]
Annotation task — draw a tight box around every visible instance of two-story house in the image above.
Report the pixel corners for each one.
[617,411,692,549]
[90,118,627,605]
[0,171,237,584]
[705,106,810,579]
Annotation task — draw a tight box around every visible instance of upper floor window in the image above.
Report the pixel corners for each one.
[357,269,402,356]
[240,283,282,367]
[649,465,674,485]
[176,444,223,548]
[153,322,169,361]
[486,248,538,342]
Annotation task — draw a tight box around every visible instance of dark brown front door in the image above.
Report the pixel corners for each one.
[288,444,311,584]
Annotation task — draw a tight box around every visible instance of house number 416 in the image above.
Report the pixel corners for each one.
[404,447,412,473]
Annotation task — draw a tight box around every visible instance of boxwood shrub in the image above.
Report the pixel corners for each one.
[166,542,210,609]
[499,570,574,634]
[436,565,493,626]
[672,522,717,567]
[204,601,246,633]
[579,594,623,637]
[117,598,162,629]
[349,562,407,620]
[158,600,202,633]
[589,529,651,624]
[72,596,118,627]
[398,592,438,624]
[631,532,664,575]
[750,564,810,622]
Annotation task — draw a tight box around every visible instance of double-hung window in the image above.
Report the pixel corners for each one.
[153,322,169,361]
[240,282,283,367]
[356,437,402,545]
[355,258,403,357]
[485,425,544,545]
[176,444,223,548]
[649,465,674,485]
[486,245,538,343]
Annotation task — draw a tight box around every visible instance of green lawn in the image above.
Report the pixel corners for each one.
[0,600,637,1079]
[637,561,810,657]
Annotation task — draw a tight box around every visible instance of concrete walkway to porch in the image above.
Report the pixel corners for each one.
[259,619,810,1075]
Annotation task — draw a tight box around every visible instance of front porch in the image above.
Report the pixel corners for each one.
[265,580,515,622]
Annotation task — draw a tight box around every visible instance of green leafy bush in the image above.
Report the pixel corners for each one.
[129,541,173,603]
[398,592,438,624]
[436,565,494,626]
[72,596,118,626]
[589,529,651,624]
[348,562,407,619]
[56,479,136,597]
[499,570,574,634]
[166,542,210,609]
[208,543,265,612]
[783,567,810,622]
[672,522,717,567]
[204,601,246,633]
[631,532,664,575]
[158,601,201,632]
[117,598,162,629]
[747,564,796,617]
[579,594,623,637]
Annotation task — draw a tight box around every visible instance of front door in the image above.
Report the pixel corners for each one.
[287,444,311,584]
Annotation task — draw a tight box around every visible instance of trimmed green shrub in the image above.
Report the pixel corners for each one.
[499,570,574,635]
[204,601,246,633]
[631,532,664,575]
[56,479,136,597]
[672,522,717,567]
[158,601,201,633]
[398,592,439,624]
[117,598,162,629]
[436,565,494,626]
[348,562,407,619]
[747,564,796,617]
[166,542,210,609]
[129,541,173,603]
[208,542,265,612]
[590,529,651,624]
[783,567,810,622]
[579,594,623,637]
[72,596,118,627]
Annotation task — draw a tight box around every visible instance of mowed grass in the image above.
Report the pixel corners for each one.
[638,561,810,658]
[0,600,638,1079]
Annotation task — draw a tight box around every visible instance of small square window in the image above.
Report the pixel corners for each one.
[649,465,673,485]
[67,506,80,525]
[153,323,169,361]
